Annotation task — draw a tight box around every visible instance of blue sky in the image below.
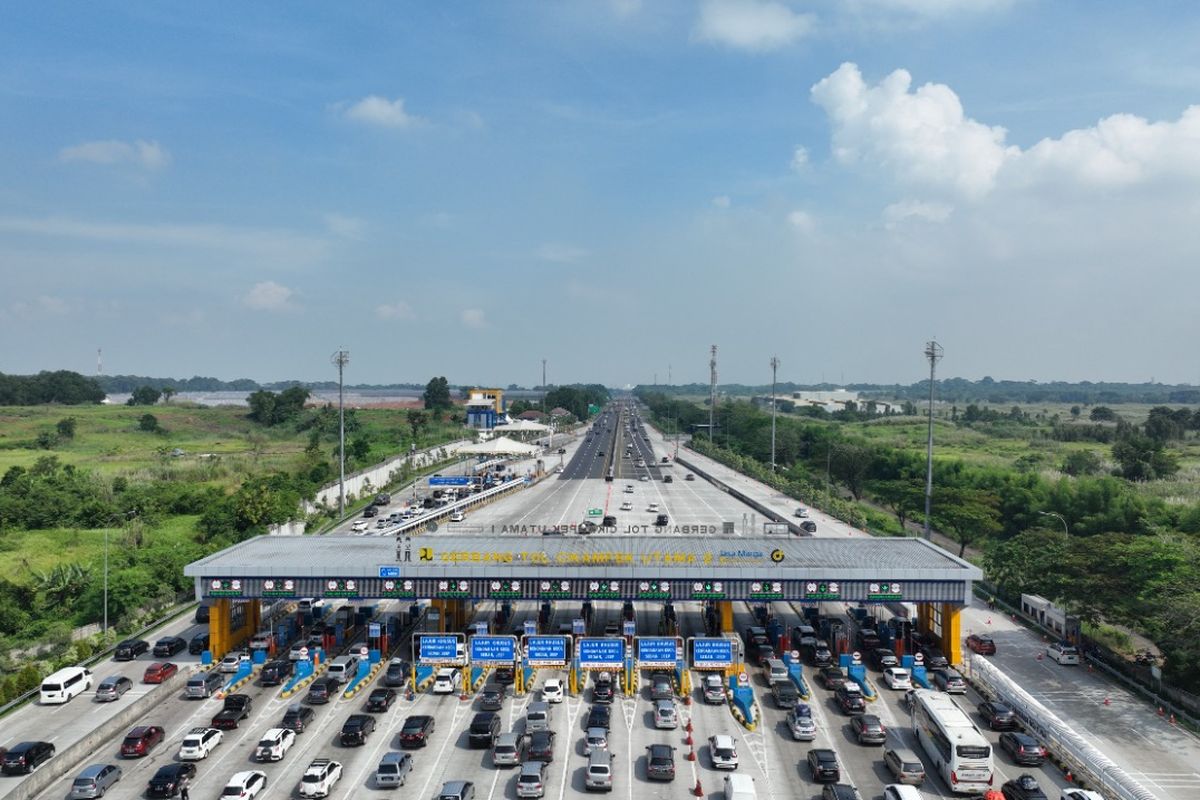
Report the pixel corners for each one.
[3,1,1200,387]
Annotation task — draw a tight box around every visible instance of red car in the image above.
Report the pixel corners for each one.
[143,662,178,683]
[121,725,165,757]
[967,634,997,655]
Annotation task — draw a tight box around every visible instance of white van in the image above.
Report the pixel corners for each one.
[41,666,93,704]
[326,654,360,681]
[1048,642,1080,665]
[724,773,757,800]
[763,658,788,685]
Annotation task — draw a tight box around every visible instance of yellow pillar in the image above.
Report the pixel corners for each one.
[718,601,734,633]
[941,603,963,666]
[210,598,231,659]
[248,599,262,635]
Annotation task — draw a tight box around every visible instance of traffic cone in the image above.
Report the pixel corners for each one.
[1170,714,1176,725]
[1158,706,1165,716]
[687,747,696,761]
[1065,771,1073,783]
[685,732,693,746]
[684,694,692,705]
[686,719,693,733]
[1036,653,1044,661]
[693,779,704,797]
[986,618,992,625]
[1103,696,1111,706]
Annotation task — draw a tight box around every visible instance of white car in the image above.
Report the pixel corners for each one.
[218,652,245,673]
[350,519,369,532]
[222,770,267,800]
[620,501,633,511]
[794,507,809,518]
[653,699,678,729]
[542,679,564,704]
[432,668,462,694]
[449,511,465,522]
[882,786,924,800]
[254,727,296,762]
[1060,790,1105,800]
[647,503,659,512]
[786,705,816,740]
[882,667,912,690]
[179,727,223,760]
[639,475,650,482]
[1048,642,1080,665]
[709,734,738,769]
[298,758,342,798]
[624,485,634,493]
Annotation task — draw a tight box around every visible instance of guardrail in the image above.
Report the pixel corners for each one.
[672,453,808,536]
[376,475,531,536]
[968,654,1163,800]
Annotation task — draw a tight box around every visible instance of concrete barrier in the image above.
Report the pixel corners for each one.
[673,454,807,536]
[6,673,186,800]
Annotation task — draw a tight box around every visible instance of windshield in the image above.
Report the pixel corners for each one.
[378,764,398,774]
[258,740,276,748]
[957,744,991,759]
[302,775,321,783]
[714,747,735,758]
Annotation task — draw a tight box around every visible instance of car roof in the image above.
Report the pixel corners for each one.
[79,764,111,777]
[519,761,546,774]
[648,743,673,755]
[586,727,607,737]
[711,734,734,746]
[229,771,263,783]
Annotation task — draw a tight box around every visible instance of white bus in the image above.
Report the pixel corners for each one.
[40,666,92,704]
[910,689,993,794]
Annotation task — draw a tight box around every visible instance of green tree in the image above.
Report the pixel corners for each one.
[830,442,875,500]
[56,417,77,439]
[161,386,176,404]
[139,413,159,432]
[1061,450,1103,477]
[422,377,453,411]
[932,487,1002,557]
[1089,406,1117,422]
[35,430,58,449]
[127,385,162,406]
[1070,405,1081,419]
[1112,434,1179,481]
[350,433,371,462]
[407,410,429,441]
[869,479,924,530]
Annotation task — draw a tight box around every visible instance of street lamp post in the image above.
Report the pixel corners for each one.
[1038,511,1069,536]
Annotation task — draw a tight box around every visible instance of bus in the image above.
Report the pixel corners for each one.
[910,689,993,794]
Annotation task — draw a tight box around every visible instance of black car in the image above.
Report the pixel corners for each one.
[871,648,898,670]
[807,748,840,783]
[468,712,501,748]
[400,715,436,748]
[818,667,847,690]
[978,700,1018,730]
[367,687,397,712]
[114,639,149,661]
[340,714,377,746]
[586,704,611,732]
[480,687,504,711]
[810,644,833,667]
[527,730,556,762]
[2,741,55,774]
[384,660,410,688]
[856,629,881,650]
[1002,774,1049,800]
[153,636,187,657]
[194,604,210,624]
[146,763,197,798]
[835,685,866,715]
[849,714,887,745]
[592,677,614,704]
[260,659,294,686]
[645,743,675,781]
[799,520,817,533]
[655,513,669,526]
[494,666,515,685]
[919,646,949,670]
[188,633,210,655]
[306,676,340,704]
[281,704,316,733]
[1000,732,1046,766]
[362,505,378,517]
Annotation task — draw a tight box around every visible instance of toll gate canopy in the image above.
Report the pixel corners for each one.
[184,534,982,605]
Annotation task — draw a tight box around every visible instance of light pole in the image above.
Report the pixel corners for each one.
[1038,511,1069,536]
[769,356,780,472]
[922,340,943,540]
[331,349,350,517]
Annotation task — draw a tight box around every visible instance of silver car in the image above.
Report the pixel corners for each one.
[375,752,413,788]
[94,675,132,702]
[68,764,122,799]
[584,750,614,792]
[492,732,523,767]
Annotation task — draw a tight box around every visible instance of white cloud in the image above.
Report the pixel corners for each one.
[460,308,487,329]
[811,63,1200,199]
[693,0,815,51]
[811,63,1016,198]
[241,281,299,312]
[787,210,815,232]
[883,199,953,228]
[323,213,366,239]
[790,146,809,172]
[2,295,73,320]
[712,195,731,209]
[344,95,424,129]
[610,0,642,18]
[849,0,1014,17]
[375,301,415,321]
[59,139,170,169]
[537,243,589,263]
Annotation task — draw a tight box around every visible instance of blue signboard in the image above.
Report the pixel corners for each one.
[523,620,538,638]
[378,566,401,579]
[692,638,735,668]
[418,635,460,664]
[429,476,471,486]
[525,636,568,666]
[636,637,680,667]
[578,637,625,668]
[469,636,516,665]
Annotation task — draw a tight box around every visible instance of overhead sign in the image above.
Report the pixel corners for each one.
[572,618,586,635]
[523,620,538,638]
[636,637,680,668]
[368,623,381,638]
[587,508,603,517]
[623,620,636,637]
[578,637,625,668]
[525,635,568,666]
[430,476,471,486]
[378,566,401,579]
[417,635,461,664]
[469,636,516,665]
[763,522,788,535]
[692,638,735,668]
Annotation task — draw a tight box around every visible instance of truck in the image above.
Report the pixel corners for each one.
[211,694,253,729]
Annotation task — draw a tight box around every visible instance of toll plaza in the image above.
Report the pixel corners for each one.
[184,533,983,679]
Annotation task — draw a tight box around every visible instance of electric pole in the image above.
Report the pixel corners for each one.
[332,348,350,517]
[923,340,943,540]
[770,356,780,472]
[709,345,718,444]
[542,358,547,413]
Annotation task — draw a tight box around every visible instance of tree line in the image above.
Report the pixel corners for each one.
[0,371,105,405]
